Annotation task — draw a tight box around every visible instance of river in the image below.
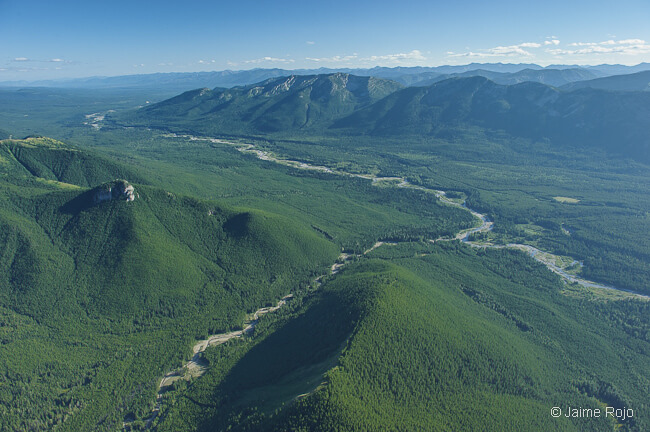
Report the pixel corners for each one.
[164,132,648,300]
[134,132,647,429]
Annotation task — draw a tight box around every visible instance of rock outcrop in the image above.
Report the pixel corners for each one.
[93,180,137,204]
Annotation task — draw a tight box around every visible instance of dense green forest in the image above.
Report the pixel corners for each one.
[151,246,650,432]
[0,71,648,431]
[214,131,649,295]
[0,135,475,430]
[0,137,339,430]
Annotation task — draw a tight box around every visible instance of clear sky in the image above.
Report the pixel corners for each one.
[2,0,650,80]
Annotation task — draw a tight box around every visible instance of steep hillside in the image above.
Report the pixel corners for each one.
[334,76,650,161]
[119,73,403,134]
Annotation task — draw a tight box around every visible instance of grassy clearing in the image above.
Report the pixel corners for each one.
[34,177,83,190]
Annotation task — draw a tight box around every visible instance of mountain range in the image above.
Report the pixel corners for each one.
[2,64,650,431]
[3,62,650,92]
[409,67,599,87]
[124,73,402,133]
[561,70,650,92]
[118,72,650,162]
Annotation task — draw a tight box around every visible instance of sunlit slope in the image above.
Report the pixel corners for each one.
[119,73,403,134]
[1,183,338,322]
[156,247,650,432]
[0,136,148,187]
[0,137,341,431]
[0,137,338,323]
[119,72,650,161]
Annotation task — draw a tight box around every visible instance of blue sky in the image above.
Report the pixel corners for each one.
[1,0,650,80]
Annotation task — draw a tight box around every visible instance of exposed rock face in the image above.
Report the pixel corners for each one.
[93,180,136,204]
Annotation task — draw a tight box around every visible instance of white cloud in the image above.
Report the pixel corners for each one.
[550,38,650,56]
[618,39,645,45]
[544,39,560,46]
[306,54,358,63]
[243,56,295,64]
[489,45,533,56]
[448,41,546,58]
[366,49,426,62]
[226,56,295,67]
[10,57,71,64]
[306,41,315,45]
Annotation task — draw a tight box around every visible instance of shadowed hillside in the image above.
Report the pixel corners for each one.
[333,76,650,161]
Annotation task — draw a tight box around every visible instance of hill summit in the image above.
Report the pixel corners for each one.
[92,179,137,204]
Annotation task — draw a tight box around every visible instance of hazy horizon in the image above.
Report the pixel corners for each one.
[1,61,650,85]
[2,0,650,81]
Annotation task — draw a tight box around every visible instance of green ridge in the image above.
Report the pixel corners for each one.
[154,247,649,432]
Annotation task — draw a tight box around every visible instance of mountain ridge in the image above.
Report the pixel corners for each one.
[561,70,650,92]
[123,73,403,133]
[4,62,650,91]
[120,73,650,162]
[332,76,650,161]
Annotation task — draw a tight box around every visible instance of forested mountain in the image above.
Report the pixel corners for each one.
[5,62,625,92]
[410,67,598,87]
[0,136,337,321]
[154,252,650,432]
[334,76,650,161]
[124,73,650,162]
[0,137,339,431]
[2,65,649,432]
[0,64,544,90]
[123,73,403,133]
[1,136,148,186]
[585,62,650,76]
[562,70,650,92]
